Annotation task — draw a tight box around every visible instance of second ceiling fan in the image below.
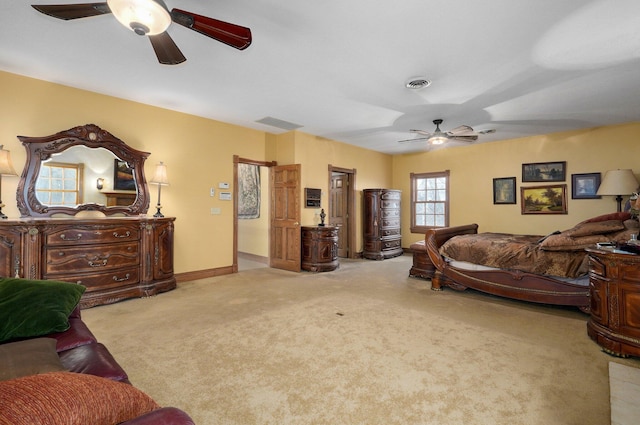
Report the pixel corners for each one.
[398,119,494,147]
[32,0,252,65]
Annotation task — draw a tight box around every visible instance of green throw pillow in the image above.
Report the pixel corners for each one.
[0,278,86,343]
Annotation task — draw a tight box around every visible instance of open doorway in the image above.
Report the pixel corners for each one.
[328,165,357,259]
[233,156,276,272]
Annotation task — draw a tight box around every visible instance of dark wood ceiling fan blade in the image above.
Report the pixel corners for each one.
[32,3,111,20]
[170,8,252,50]
[149,32,186,65]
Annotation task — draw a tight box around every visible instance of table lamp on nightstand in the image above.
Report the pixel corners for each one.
[597,169,639,212]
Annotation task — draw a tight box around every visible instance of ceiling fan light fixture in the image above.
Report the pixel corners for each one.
[428,135,448,145]
[107,0,171,36]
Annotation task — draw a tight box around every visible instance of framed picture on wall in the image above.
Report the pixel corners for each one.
[493,177,516,204]
[571,173,601,199]
[522,161,566,182]
[521,184,567,214]
[113,159,136,191]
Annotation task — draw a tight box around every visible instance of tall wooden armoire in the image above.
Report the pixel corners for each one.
[363,189,403,260]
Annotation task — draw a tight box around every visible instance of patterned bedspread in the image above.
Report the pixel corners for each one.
[439,233,589,278]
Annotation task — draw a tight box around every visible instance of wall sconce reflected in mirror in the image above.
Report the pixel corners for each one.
[0,145,18,219]
[96,178,105,190]
[149,161,169,218]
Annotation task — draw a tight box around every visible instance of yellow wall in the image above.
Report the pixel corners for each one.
[289,131,393,253]
[5,70,639,271]
[1,71,267,274]
[393,122,640,246]
[0,71,392,271]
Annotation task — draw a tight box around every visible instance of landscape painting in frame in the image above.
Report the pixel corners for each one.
[522,161,566,182]
[521,184,567,214]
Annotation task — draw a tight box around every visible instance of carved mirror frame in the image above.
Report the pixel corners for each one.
[17,124,151,217]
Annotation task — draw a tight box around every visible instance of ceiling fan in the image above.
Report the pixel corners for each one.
[31,0,252,65]
[398,119,494,146]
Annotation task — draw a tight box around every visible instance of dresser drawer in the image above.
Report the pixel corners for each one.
[45,225,140,246]
[45,267,141,291]
[588,254,606,278]
[380,191,401,201]
[380,209,400,219]
[45,242,140,274]
[381,228,401,237]
[381,200,400,209]
[381,238,401,250]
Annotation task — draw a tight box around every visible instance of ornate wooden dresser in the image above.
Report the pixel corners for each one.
[586,248,640,357]
[363,189,403,260]
[0,217,176,309]
[2,124,177,308]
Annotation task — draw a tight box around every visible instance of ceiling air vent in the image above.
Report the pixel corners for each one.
[405,77,432,90]
[255,116,303,131]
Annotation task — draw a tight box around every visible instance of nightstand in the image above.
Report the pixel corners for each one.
[586,248,640,357]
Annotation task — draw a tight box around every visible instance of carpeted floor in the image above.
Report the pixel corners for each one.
[82,254,640,424]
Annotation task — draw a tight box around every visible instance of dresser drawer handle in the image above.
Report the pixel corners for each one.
[113,231,131,238]
[112,273,131,282]
[88,258,108,267]
[60,233,82,241]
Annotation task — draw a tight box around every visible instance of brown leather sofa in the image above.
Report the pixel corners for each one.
[2,305,194,424]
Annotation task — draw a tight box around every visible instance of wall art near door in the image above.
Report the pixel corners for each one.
[238,163,260,219]
[493,177,516,204]
[522,161,566,182]
[521,184,567,214]
[571,173,601,199]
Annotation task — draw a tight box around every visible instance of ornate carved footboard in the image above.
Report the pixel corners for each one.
[425,225,590,312]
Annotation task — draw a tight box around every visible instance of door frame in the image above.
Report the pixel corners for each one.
[328,165,357,259]
[233,155,277,272]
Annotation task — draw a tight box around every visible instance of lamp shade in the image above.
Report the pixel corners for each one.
[150,162,169,185]
[107,0,171,36]
[596,169,638,196]
[0,145,17,176]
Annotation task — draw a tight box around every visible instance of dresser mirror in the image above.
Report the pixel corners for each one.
[16,124,151,217]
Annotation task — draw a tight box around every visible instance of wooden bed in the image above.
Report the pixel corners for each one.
[424,224,592,312]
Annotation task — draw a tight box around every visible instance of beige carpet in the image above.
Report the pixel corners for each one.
[82,254,640,424]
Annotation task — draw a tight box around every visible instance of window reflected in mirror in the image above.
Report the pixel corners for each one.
[36,162,83,206]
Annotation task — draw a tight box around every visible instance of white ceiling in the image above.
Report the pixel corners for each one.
[1,0,640,154]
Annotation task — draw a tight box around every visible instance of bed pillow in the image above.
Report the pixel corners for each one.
[0,371,160,425]
[580,212,631,224]
[0,278,86,343]
[539,233,610,251]
[0,338,66,382]
[562,220,625,237]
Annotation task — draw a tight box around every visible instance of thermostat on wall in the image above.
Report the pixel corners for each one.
[219,182,230,189]
[219,192,232,200]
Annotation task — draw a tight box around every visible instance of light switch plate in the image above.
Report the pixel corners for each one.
[210,188,215,197]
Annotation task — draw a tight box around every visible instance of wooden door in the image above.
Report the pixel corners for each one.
[330,173,349,257]
[270,164,301,272]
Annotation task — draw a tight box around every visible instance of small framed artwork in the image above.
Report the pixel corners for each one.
[571,173,601,199]
[493,177,516,204]
[113,159,136,191]
[521,184,568,214]
[522,161,566,182]
[305,188,321,208]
